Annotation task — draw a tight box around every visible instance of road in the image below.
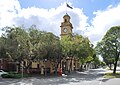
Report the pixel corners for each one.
[0,68,120,85]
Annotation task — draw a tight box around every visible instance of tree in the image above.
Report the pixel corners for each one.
[1,26,31,72]
[73,34,94,70]
[60,35,74,72]
[96,42,114,70]
[96,26,120,73]
[40,32,62,74]
[0,25,97,73]
[61,34,95,71]
[0,37,8,58]
[0,26,63,73]
[92,54,101,69]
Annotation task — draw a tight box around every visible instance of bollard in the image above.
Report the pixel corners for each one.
[59,68,62,76]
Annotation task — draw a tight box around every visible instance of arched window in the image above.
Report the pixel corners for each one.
[65,19,67,22]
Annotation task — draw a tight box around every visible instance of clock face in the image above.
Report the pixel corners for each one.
[63,28,67,33]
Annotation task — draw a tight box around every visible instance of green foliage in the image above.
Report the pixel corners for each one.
[1,74,21,78]
[1,72,30,78]
[92,54,101,66]
[0,25,96,72]
[61,34,95,64]
[100,61,106,67]
[60,35,73,57]
[96,26,120,73]
[28,28,62,61]
[0,26,62,71]
[73,34,95,64]
[1,26,30,60]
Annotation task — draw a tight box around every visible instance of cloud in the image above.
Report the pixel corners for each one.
[0,0,88,37]
[1,0,120,45]
[0,0,21,27]
[13,3,88,36]
[85,4,120,45]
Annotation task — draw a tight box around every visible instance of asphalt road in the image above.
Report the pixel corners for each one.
[0,68,120,85]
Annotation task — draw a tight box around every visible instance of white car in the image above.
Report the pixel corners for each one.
[0,70,8,76]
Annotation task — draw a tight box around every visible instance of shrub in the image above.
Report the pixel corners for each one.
[1,73,21,78]
[1,72,30,78]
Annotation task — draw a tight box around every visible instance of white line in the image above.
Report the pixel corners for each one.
[99,80,102,85]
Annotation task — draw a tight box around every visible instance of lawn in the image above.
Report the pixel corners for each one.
[104,72,120,78]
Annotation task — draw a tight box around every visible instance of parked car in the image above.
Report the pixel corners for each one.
[0,70,8,76]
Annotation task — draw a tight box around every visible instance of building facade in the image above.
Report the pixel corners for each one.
[0,58,16,72]
[60,13,73,37]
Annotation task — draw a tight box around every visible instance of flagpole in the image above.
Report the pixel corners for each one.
[65,0,73,14]
[65,0,67,14]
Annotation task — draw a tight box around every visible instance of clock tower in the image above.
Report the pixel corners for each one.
[60,13,73,37]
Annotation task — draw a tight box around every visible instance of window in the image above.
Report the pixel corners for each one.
[65,19,67,22]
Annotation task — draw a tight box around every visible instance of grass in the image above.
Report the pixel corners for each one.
[103,72,120,78]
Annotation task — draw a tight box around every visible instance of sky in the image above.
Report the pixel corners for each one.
[0,0,120,45]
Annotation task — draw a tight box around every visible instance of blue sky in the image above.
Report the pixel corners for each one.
[0,0,120,45]
[19,0,120,22]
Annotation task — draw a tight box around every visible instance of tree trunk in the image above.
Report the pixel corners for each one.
[113,54,119,74]
[55,61,60,74]
[113,62,117,74]
[53,59,62,74]
[109,63,112,70]
[16,65,19,73]
[80,64,83,71]
[69,58,72,72]
[27,68,30,73]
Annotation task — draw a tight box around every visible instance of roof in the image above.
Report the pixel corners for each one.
[63,13,70,19]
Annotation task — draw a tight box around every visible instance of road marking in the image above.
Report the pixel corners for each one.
[99,80,102,85]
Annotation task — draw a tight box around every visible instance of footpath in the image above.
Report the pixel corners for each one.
[99,78,120,85]
[98,68,120,85]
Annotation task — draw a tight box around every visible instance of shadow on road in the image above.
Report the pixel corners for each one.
[101,78,110,82]
[1,68,108,85]
[30,69,105,85]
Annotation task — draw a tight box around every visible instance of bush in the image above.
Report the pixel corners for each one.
[1,72,30,78]
[1,73,21,78]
